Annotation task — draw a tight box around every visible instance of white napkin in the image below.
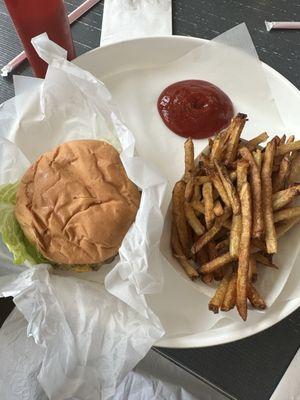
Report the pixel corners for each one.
[270,348,300,400]
[101,0,172,46]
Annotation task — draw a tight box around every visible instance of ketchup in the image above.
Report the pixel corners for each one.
[4,0,76,78]
[157,80,234,139]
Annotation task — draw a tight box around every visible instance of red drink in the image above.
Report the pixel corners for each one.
[4,0,76,78]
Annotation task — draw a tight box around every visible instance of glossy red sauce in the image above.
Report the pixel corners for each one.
[157,80,234,139]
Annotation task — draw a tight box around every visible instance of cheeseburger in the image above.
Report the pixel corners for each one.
[15,140,140,267]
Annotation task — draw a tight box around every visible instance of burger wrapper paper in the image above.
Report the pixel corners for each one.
[0,35,167,400]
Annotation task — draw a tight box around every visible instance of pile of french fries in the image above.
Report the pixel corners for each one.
[171,113,300,320]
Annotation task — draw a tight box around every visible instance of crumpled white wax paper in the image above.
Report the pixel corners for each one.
[0,33,167,400]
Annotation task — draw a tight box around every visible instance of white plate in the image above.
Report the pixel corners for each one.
[74,35,300,348]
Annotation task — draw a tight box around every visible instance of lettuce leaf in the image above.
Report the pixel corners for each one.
[0,182,47,265]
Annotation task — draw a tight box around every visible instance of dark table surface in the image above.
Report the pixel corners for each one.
[0,1,299,400]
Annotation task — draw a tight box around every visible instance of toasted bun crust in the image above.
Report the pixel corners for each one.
[15,140,140,265]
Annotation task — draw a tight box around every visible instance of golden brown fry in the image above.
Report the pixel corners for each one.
[239,146,264,238]
[209,266,233,313]
[210,172,231,208]
[184,138,195,180]
[171,223,199,280]
[276,217,300,238]
[273,154,292,192]
[224,113,247,164]
[221,270,237,311]
[253,149,262,172]
[247,283,266,310]
[276,140,300,156]
[230,214,242,258]
[194,176,211,185]
[184,202,206,236]
[236,160,249,192]
[213,200,224,217]
[254,252,278,269]
[248,255,257,282]
[210,134,224,164]
[185,178,195,201]
[215,161,240,214]
[197,248,213,284]
[280,134,287,145]
[243,132,269,150]
[261,141,277,254]
[172,181,191,257]
[191,200,205,215]
[273,206,300,223]
[202,182,215,229]
[192,183,201,202]
[237,182,252,321]
[192,208,232,254]
[272,185,300,210]
[198,252,235,274]
[287,151,300,183]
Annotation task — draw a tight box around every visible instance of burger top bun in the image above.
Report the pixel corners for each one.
[15,140,140,265]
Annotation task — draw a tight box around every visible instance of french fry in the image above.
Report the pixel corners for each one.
[172,181,191,257]
[224,113,247,164]
[239,147,264,238]
[202,182,215,229]
[276,217,300,238]
[253,149,262,172]
[273,206,300,223]
[247,283,266,310]
[215,161,240,214]
[185,178,195,201]
[213,200,224,217]
[237,182,252,321]
[171,223,199,280]
[221,270,237,311]
[280,134,287,145]
[198,252,235,274]
[184,138,195,180]
[192,183,201,202]
[287,151,300,183]
[248,255,257,282]
[208,241,224,280]
[210,134,223,164]
[261,141,277,253]
[209,266,233,313]
[197,248,214,284]
[184,202,205,236]
[272,185,300,210]
[191,200,205,215]
[194,176,211,185]
[230,214,242,258]
[236,160,249,191]
[254,252,278,269]
[273,153,292,192]
[192,208,232,254]
[276,140,300,157]
[210,172,231,208]
[243,132,269,150]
